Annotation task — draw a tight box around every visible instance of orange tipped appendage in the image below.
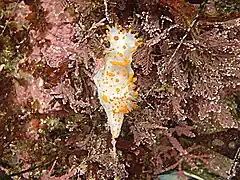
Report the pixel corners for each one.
[135,41,143,47]
[118,103,129,113]
[134,91,138,97]
[106,25,111,30]
[134,32,139,37]
[129,48,136,53]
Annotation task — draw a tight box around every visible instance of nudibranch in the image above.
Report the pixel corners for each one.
[93,24,142,140]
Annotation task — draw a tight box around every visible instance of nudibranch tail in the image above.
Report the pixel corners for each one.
[93,23,141,140]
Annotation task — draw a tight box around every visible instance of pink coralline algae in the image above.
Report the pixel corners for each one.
[28,0,76,67]
[14,0,92,114]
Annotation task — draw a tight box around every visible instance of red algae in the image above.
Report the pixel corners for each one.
[0,0,239,179]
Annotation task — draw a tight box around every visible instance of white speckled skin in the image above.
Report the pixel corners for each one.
[93,25,140,139]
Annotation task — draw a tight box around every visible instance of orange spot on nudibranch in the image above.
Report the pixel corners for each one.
[122,68,127,76]
[119,53,123,57]
[116,78,119,82]
[110,60,128,67]
[110,58,130,67]
[106,71,115,77]
[114,36,119,41]
[116,88,120,93]
[102,94,109,102]
[110,61,121,66]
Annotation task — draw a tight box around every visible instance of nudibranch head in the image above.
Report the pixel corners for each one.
[106,24,142,55]
[94,23,141,139]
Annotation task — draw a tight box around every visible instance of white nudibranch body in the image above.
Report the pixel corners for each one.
[93,24,142,139]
